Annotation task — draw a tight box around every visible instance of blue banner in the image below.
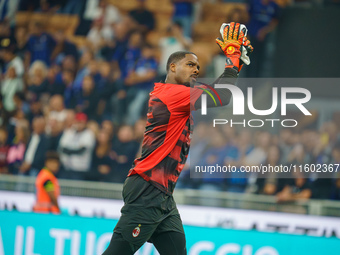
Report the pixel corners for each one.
[0,211,339,255]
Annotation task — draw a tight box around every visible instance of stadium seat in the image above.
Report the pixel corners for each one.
[47,15,79,36]
[15,12,32,27]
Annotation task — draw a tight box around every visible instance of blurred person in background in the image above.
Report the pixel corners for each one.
[48,94,67,124]
[110,125,139,183]
[27,60,49,100]
[19,116,48,177]
[25,95,44,125]
[124,43,158,125]
[7,122,29,175]
[111,30,143,124]
[46,117,62,151]
[255,144,281,195]
[1,65,23,112]
[78,0,121,36]
[87,18,115,53]
[158,21,192,80]
[75,75,101,121]
[64,109,75,129]
[112,30,143,83]
[25,21,56,68]
[13,92,30,118]
[90,130,114,182]
[245,0,280,77]
[33,151,61,214]
[0,94,10,127]
[87,120,100,137]
[1,37,24,78]
[128,0,155,34]
[276,171,312,203]
[101,120,115,140]
[172,0,194,37]
[51,30,79,64]
[14,26,28,60]
[239,131,271,193]
[177,122,209,189]
[0,0,19,28]
[58,112,95,180]
[133,118,146,144]
[197,128,229,192]
[0,128,9,174]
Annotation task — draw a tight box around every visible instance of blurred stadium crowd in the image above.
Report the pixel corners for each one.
[0,0,339,203]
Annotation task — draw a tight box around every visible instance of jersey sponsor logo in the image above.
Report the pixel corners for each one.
[132,224,141,237]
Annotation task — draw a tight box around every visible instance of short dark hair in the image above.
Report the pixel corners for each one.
[45,151,60,162]
[166,51,196,72]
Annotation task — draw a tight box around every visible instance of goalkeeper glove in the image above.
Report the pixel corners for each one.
[216,22,253,72]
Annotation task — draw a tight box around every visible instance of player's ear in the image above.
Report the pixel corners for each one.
[170,63,176,73]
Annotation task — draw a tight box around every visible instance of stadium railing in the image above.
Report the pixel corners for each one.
[1,174,340,217]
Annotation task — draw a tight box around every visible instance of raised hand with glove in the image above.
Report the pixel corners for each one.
[216,22,253,73]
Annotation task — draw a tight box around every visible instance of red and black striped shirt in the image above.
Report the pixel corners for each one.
[128,82,205,195]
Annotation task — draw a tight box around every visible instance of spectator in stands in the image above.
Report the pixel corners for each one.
[7,122,29,175]
[101,119,114,139]
[111,30,143,124]
[198,129,229,192]
[73,54,100,93]
[158,21,192,80]
[245,0,280,77]
[0,128,9,174]
[110,125,139,183]
[129,0,155,34]
[51,30,79,64]
[13,92,30,116]
[1,38,24,78]
[255,145,281,195]
[60,69,77,108]
[49,57,77,96]
[87,18,114,53]
[1,64,24,112]
[79,0,121,36]
[112,30,143,82]
[27,60,49,100]
[48,94,67,124]
[90,130,114,182]
[64,109,75,129]
[19,116,48,176]
[25,21,56,67]
[46,118,62,151]
[0,94,10,127]
[96,0,121,29]
[0,0,19,27]
[58,112,95,180]
[172,0,194,37]
[14,26,28,60]
[76,75,101,121]
[125,43,157,125]
[26,96,44,125]
[87,120,100,137]
[276,172,312,203]
[240,131,270,167]
[133,118,146,144]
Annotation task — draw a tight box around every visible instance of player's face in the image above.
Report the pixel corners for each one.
[175,54,200,87]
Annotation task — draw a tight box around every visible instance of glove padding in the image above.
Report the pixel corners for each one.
[216,22,253,72]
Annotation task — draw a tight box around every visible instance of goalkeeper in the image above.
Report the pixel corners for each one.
[102,22,253,255]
